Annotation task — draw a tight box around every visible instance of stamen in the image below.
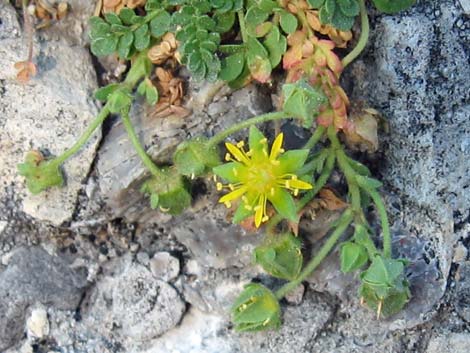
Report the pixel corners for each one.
[225,153,231,161]
[191,173,195,180]
[294,189,299,196]
[279,148,285,153]
[262,318,271,326]
[228,184,235,191]
[285,180,291,188]
[213,175,217,182]
[216,182,223,191]
[244,205,253,210]
[236,141,245,148]
[224,201,232,208]
[262,216,269,222]
[291,175,298,180]
[270,160,280,166]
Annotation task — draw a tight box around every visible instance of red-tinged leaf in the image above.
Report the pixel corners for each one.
[248,56,272,83]
[283,46,303,69]
[317,109,334,127]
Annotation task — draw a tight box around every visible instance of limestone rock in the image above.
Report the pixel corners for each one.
[0,247,87,351]
[0,2,100,225]
[85,258,185,342]
[426,333,470,353]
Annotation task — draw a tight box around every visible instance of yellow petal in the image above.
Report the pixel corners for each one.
[270,133,284,160]
[219,185,248,204]
[289,179,313,190]
[254,195,267,228]
[225,143,250,164]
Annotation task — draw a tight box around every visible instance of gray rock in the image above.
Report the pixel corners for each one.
[426,333,470,353]
[0,1,100,225]
[0,247,88,351]
[26,305,49,340]
[149,252,180,281]
[85,258,185,343]
[455,261,470,323]
[96,83,272,223]
[144,290,333,353]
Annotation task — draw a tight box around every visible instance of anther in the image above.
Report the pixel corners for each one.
[236,141,245,148]
[244,205,253,210]
[228,184,235,191]
[191,173,195,180]
[262,216,269,222]
[224,201,232,208]
[285,180,291,188]
[225,153,231,161]
[294,189,299,196]
[216,182,223,191]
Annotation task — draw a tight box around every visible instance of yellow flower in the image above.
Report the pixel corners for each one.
[213,126,313,227]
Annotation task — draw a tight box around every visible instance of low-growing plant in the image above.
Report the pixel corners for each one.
[18,0,416,330]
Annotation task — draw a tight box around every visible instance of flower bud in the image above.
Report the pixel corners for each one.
[359,255,411,318]
[231,283,281,332]
[173,138,220,177]
[17,151,64,194]
[254,233,303,280]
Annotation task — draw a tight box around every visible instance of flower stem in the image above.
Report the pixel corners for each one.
[362,187,392,258]
[207,111,288,147]
[275,208,353,299]
[121,109,165,178]
[302,125,326,150]
[54,105,111,165]
[342,0,369,68]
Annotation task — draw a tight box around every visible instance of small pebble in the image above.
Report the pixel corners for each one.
[26,306,49,340]
[150,252,180,281]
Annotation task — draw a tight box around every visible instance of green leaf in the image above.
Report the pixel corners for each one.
[213,162,246,183]
[331,6,356,31]
[263,26,286,68]
[174,138,221,176]
[268,188,297,222]
[150,11,171,37]
[254,233,303,280]
[118,31,134,59]
[245,6,269,26]
[279,11,298,34]
[220,52,245,82]
[89,16,110,39]
[338,0,360,17]
[214,11,236,33]
[231,283,281,332]
[258,0,278,12]
[233,202,254,223]
[104,12,122,25]
[91,35,119,56]
[282,79,327,128]
[94,83,120,101]
[277,150,310,175]
[197,15,216,31]
[371,0,415,14]
[307,0,325,8]
[119,8,136,25]
[134,24,150,51]
[340,241,368,273]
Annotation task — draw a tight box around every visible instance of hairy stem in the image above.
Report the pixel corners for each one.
[207,111,288,147]
[55,105,111,165]
[342,0,369,68]
[303,125,326,150]
[363,187,392,258]
[121,110,165,178]
[275,208,353,299]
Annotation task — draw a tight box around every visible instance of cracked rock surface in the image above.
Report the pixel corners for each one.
[1,0,469,352]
